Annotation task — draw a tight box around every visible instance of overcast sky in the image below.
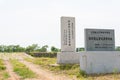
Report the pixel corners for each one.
[0,0,120,48]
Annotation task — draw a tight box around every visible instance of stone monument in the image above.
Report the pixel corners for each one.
[57,17,79,64]
[85,29,115,51]
[80,29,120,74]
[61,17,75,52]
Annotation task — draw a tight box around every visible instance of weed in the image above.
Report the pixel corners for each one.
[3,72,10,79]
[10,59,36,79]
[77,70,87,78]
[0,59,6,70]
[0,65,6,71]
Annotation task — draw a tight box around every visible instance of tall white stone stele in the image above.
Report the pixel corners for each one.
[57,17,79,64]
[61,17,75,52]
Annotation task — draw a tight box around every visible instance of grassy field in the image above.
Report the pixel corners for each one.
[10,59,36,79]
[25,57,120,80]
[0,59,10,80]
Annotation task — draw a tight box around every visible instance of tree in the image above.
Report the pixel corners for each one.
[76,47,85,52]
[25,44,39,53]
[13,45,25,52]
[51,46,59,52]
[116,46,120,51]
[39,45,48,52]
[0,45,4,52]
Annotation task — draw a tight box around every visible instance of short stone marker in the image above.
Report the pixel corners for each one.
[80,29,120,74]
[85,29,115,51]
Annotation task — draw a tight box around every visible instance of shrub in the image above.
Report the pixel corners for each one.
[0,59,6,70]
[0,65,6,70]
[77,70,87,78]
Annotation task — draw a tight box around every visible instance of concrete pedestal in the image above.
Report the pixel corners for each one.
[80,51,120,74]
[57,52,80,64]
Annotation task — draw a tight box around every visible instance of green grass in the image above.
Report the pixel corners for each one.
[3,72,10,79]
[0,59,10,80]
[10,59,36,79]
[0,71,10,80]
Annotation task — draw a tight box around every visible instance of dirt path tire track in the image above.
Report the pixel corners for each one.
[20,60,73,80]
[4,60,21,80]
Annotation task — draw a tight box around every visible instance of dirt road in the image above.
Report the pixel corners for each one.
[20,60,73,80]
[0,53,74,80]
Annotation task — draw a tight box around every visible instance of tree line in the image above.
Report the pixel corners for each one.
[0,44,60,53]
[0,44,119,53]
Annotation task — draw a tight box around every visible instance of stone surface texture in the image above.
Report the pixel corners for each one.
[80,51,120,74]
[85,29,115,51]
[57,52,80,64]
[61,17,75,52]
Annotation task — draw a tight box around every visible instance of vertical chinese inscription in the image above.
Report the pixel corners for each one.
[61,17,75,52]
[68,20,71,46]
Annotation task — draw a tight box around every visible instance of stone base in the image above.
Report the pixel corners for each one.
[57,52,80,64]
[80,51,120,74]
